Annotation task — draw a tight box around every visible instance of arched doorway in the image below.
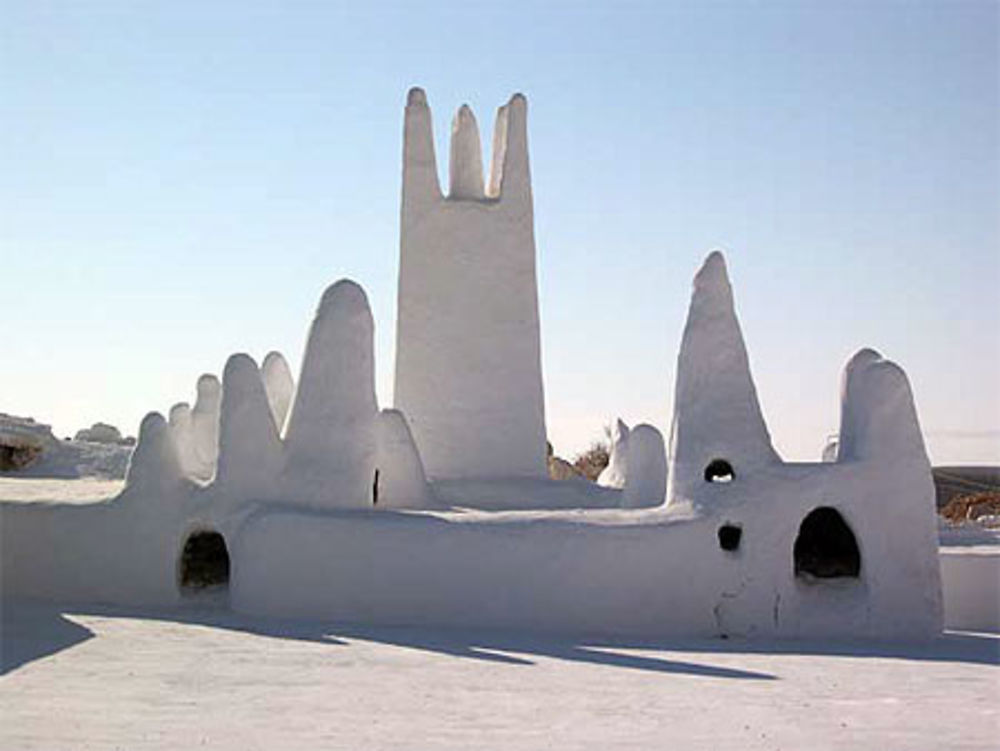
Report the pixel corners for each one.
[179,530,230,591]
[793,507,861,580]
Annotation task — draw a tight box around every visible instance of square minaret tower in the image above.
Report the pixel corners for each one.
[393,88,547,480]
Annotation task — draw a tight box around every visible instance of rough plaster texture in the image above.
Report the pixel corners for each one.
[167,403,197,480]
[597,419,629,489]
[282,280,378,510]
[939,546,1000,631]
[230,312,943,638]
[394,89,547,481]
[189,375,221,483]
[374,409,436,510]
[234,253,942,639]
[448,105,485,200]
[1,413,195,607]
[0,250,945,640]
[431,476,622,511]
[231,442,941,640]
[261,351,294,436]
[623,424,667,508]
[216,354,283,503]
[668,252,780,507]
[0,87,948,643]
[126,413,185,497]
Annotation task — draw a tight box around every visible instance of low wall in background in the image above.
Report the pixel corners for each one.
[940,547,1000,632]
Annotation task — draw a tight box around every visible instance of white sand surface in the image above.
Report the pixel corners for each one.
[1,599,997,750]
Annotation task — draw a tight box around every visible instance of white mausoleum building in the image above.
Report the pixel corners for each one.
[0,88,944,641]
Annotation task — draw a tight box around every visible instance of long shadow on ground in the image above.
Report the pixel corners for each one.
[3,598,997,679]
[1,600,94,674]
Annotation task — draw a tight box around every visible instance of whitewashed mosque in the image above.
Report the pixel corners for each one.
[0,89,943,640]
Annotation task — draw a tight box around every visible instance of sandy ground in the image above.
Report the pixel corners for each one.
[1,599,997,750]
[2,479,998,747]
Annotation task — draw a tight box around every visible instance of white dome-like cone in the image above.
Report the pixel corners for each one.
[623,424,667,508]
[836,348,882,462]
[374,409,437,510]
[190,374,221,482]
[125,412,185,495]
[402,86,442,212]
[487,93,531,207]
[216,353,284,501]
[597,418,630,488]
[167,402,198,478]
[261,350,294,436]
[836,349,929,463]
[283,280,378,509]
[449,105,485,200]
[834,348,942,635]
[667,252,779,505]
[486,103,508,198]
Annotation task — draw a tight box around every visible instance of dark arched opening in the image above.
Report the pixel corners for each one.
[704,458,734,483]
[179,531,230,590]
[794,507,861,580]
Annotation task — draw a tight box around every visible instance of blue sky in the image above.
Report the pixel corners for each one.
[2,1,997,463]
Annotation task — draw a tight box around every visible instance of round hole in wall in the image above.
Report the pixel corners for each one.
[179,530,230,590]
[704,459,734,483]
[718,524,742,552]
[793,507,861,580]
